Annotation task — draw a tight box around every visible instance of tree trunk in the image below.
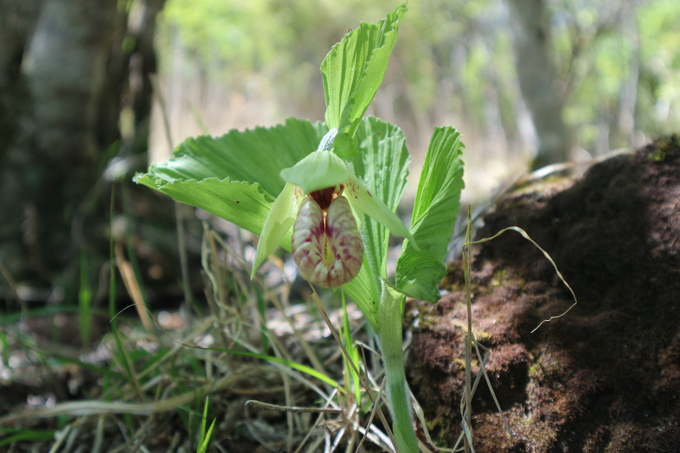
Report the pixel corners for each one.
[507,0,572,168]
[0,0,164,302]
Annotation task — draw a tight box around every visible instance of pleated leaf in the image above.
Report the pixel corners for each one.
[351,117,410,287]
[321,3,407,159]
[133,118,327,247]
[396,127,465,302]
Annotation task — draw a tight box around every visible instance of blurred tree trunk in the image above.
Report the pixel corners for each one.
[0,0,165,301]
[615,6,639,149]
[507,0,572,169]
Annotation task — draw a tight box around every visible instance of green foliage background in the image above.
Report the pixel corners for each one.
[157,0,680,176]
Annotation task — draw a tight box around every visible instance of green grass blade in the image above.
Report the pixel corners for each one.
[109,186,117,321]
[205,347,341,391]
[78,248,92,346]
[341,293,362,408]
[198,419,216,453]
[196,396,215,453]
[0,428,56,447]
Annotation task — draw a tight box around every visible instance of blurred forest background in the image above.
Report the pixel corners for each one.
[1,0,679,302]
[153,0,680,192]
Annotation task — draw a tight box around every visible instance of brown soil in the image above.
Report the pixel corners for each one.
[408,136,680,452]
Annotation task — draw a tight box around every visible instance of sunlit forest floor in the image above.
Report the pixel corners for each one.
[2,136,679,452]
[1,230,393,451]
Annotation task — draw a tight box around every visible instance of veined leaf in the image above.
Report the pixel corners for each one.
[352,117,410,284]
[137,118,326,196]
[135,176,277,244]
[133,118,327,243]
[339,117,410,328]
[341,256,379,328]
[321,4,407,159]
[396,127,465,302]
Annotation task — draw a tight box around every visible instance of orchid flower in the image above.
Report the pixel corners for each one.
[251,129,415,288]
[134,6,466,451]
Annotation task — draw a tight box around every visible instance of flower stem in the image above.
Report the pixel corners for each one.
[379,284,419,453]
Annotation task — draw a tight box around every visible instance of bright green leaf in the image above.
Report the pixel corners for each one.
[341,256,379,329]
[133,118,327,241]
[135,118,326,197]
[337,117,410,328]
[135,176,276,241]
[351,117,410,283]
[205,347,341,391]
[396,127,465,302]
[321,3,407,158]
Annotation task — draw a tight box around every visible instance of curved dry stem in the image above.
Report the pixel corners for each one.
[465,225,578,333]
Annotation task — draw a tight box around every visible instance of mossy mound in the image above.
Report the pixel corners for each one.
[409,136,680,452]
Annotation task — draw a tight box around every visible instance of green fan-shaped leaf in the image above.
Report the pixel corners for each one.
[351,117,410,289]
[335,117,410,328]
[133,118,327,243]
[138,118,326,196]
[396,127,465,302]
[135,175,277,243]
[321,4,407,159]
[341,255,380,329]
[334,120,408,329]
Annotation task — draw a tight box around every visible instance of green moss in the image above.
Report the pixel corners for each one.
[648,146,666,162]
[491,269,507,287]
[649,134,680,162]
[527,361,544,380]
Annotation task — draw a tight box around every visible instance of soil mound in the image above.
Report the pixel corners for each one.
[409,136,680,452]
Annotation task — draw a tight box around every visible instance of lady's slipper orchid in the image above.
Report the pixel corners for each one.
[292,188,363,288]
[251,129,415,288]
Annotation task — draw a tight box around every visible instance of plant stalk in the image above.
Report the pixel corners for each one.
[379,284,419,453]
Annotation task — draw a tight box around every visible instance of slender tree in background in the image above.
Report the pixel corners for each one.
[0,0,164,301]
[507,0,572,168]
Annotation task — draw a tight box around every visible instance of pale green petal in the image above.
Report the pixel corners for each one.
[251,182,301,278]
[345,177,416,246]
[280,151,350,193]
